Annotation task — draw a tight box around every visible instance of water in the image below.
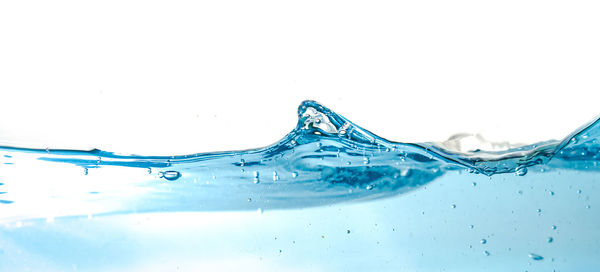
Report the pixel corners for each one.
[0,100,599,271]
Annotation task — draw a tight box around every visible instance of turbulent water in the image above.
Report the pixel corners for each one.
[0,101,598,271]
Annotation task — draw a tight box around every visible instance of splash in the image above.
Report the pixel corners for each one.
[0,100,598,223]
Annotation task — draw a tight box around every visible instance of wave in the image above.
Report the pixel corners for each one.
[0,100,598,222]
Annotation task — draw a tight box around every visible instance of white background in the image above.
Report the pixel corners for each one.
[1,0,599,155]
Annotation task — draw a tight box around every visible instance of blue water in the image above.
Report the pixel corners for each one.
[0,100,598,271]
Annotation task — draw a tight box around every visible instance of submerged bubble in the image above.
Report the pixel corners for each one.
[483,250,490,256]
[547,237,554,243]
[515,166,528,176]
[291,172,298,178]
[480,239,487,244]
[160,171,181,181]
[528,253,544,261]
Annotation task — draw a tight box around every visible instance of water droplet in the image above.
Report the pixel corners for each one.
[480,239,487,244]
[240,159,245,167]
[272,171,279,181]
[469,225,474,229]
[147,168,152,174]
[253,178,260,184]
[552,225,557,230]
[291,172,298,178]
[253,171,260,178]
[577,189,582,194]
[518,190,523,195]
[346,230,351,234]
[451,204,456,209]
[549,191,554,196]
[515,166,528,176]
[290,140,296,145]
[547,237,553,243]
[363,157,370,165]
[83,168,88,175]
[586,205,591,209]
[528,253,544,261]
[366,185,374,190]
[537,208,542,213]
[247,197,252,202]
[472,182,477,187]
[160,171,181,181]
[483,250,490,256]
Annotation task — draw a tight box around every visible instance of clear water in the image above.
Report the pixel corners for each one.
[0,101,598,271]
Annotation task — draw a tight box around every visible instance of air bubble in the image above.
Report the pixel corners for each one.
[291,172,298,178]
[160,171,181,181]
[515,166,528,176]
[483,250,490,256]
[480,239,487,244]
[528,253,544,261]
